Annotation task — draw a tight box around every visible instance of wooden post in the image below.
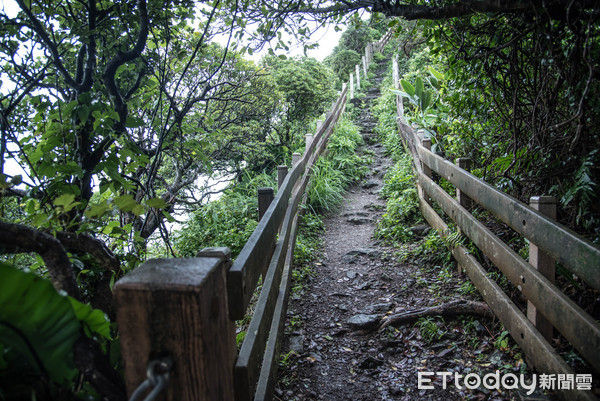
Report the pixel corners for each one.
[392,58,399,90]
[349,72,354,99]
[292,152,301,166]
[421,138,433,207]
[355,64,360,90]
[455,157,473,275]
[392,58,403,117]
[422,138,432,179]
[114,249,236,401]
[527,196,556,343]
[362,55,367,79]
[456,158,473,211]
[305,134,313,151]
[277,165,288,190]
[258,187,274,221]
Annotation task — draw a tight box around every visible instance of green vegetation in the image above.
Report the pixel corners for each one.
[307,117,368,213]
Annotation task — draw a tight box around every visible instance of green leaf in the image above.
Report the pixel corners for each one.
[113,194,139,212]
[162,210,176,223]
[67,298,111,340]
[77,105,90,124]
[84,201,111,219]
[125,115,144,128]
[415,77,424,99]
[0,263,79,384]
[428,66,444,81]
[54,193,80,213]
[400,79,415,97]
[421,91,432,111]
[146,198,169,209]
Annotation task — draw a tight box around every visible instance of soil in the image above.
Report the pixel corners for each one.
[273,61,554,401]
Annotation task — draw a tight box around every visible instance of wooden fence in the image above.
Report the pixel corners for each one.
[113,33,392,401]
[392,58,600,401]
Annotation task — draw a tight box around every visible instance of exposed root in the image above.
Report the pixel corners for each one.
[379,299,493,330]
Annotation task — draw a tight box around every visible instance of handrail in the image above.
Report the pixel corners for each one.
[393,55,599,401]
[417,145,600,290]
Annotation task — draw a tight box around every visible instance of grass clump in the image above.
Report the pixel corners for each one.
[307,116,368,213]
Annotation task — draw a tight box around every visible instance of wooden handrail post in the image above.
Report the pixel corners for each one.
[362,55,367,79]
[392,58,399,90]
[420,138,433,207]
[355,64,361,90]
[455,157,473,275]
[527,196,557,343]
[456,158,473,211]
[258,187,274,221]
[114,249,236,401]
[422,138,432,179]
[292,152,301,166]
[349,72,354,99]
[305,134,313,151]
[277,165,288,189]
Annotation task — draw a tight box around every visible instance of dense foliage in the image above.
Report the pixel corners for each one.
[391,15,600,241]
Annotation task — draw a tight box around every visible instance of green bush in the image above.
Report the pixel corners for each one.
[174,172,276,258]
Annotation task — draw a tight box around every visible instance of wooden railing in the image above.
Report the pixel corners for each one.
[392,58,600,401]
[113,33,392,401]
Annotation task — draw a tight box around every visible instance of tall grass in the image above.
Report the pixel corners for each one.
[307,116,368,212]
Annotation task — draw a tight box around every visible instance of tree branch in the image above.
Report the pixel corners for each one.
[55,232,121,273]
[0,221,80,300]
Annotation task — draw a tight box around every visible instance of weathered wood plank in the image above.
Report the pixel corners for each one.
[228,160,303,320]
[254,212,299,401]
[418,199,596,401]
[418,172,600,373]
[115,257,236,401]
[417,145,600,291]
[234,201,296,401]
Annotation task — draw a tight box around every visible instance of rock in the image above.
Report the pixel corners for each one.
[357,280,375,290]
[343,211,370,217]
[359,356,384,369]
[289,333,305,353]
[347,314,380,330]
[363,303,393,313]
[404,278,416,288]
[362,179,379,189]
[389,384,404,396]
[347,216,374,225]
[346,271,357,279]
[409,224,431,237]
[341,254,358,264]
[345,248,382,258]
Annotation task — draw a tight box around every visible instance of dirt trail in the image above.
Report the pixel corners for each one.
[274,61,545,401]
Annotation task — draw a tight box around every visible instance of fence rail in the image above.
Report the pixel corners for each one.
[114,32,392,401]
[393,58,600,401]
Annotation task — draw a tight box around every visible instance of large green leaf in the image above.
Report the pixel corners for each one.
[0,264,80,384]
[415,77,424,99]
[399,79,415,96]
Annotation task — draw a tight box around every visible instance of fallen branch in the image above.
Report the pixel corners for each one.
[379,299,493,330]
